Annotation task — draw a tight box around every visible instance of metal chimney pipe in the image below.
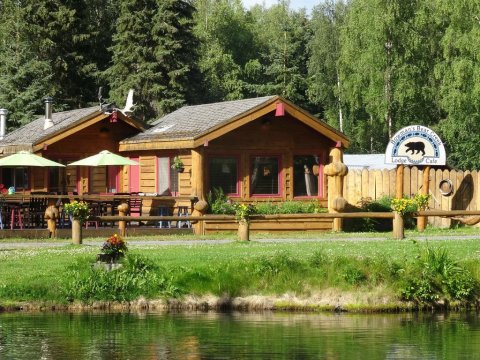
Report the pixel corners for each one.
[0,109,7,140]
[44,97,54,130]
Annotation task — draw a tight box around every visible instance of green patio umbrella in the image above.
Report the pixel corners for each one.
[0,151,65,167]
[68,150,139,166]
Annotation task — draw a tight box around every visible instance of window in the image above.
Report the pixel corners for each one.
[293,155,319,197]
[1,167,28,190]
[49,167,61,193]
[157,156,180,196]
[157,157,172,195]
[250,156,280,195]
[209,157,238,195]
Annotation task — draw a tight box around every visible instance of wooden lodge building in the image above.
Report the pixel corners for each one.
[0,96,350,228]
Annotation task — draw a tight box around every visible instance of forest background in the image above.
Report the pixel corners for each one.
[0,0,479,169]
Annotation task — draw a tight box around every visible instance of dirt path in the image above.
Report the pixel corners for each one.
[0,234,478,249]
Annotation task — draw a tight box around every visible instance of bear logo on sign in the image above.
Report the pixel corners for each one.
[405,141,425,156]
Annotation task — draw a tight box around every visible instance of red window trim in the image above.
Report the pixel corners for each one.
[249,155,282,198]
[207,155,241,197]
[292,153,324,199]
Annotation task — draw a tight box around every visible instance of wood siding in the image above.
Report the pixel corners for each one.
[204,114,334,201]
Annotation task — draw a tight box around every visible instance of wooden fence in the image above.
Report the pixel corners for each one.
[77,210,480,242]
[343,167,480,227]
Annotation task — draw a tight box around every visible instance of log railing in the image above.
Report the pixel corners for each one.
[65,209,480,243]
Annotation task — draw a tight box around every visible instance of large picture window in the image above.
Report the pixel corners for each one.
[293,155,319,197]
[250,156,280,195]
[209,157,238,195]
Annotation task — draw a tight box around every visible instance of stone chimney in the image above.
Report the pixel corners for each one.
[0,109,7,140]
[43,97,54,130]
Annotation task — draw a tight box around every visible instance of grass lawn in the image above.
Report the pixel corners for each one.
[0,224,478,244]
[0,226,479,310]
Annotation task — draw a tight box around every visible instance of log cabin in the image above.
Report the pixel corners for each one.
[119,95,350,209]
[0,96,350,227]
[0,102,146,194]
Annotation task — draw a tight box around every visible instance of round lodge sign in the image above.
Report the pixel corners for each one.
[385,125,446,166]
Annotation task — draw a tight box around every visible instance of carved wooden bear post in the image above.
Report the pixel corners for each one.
[324,143,348,232]
[44,205,59,238]
[192,200,208,235]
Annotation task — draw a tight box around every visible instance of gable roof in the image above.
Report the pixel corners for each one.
[0,106,146,155]
[125,96,276,141]
[120,95,349,150]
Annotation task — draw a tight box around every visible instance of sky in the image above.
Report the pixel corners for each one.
[242,0,319,13]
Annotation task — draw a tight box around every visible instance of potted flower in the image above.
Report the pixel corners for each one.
[171,156,184,173]
[234,203,256,241]
[63,200,90,244]
[97,233,128,263]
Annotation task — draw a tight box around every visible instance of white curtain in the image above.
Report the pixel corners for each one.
[157,157,170,195]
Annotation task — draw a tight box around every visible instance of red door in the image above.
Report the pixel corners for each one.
[108,166,120,193]
[129,157,140,193]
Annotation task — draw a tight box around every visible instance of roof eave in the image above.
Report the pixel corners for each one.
[279,97,350,148]
[31,110,146,152]
[119,137,195,151]
[31,110,108,151]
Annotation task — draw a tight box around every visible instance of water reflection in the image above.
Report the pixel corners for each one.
[0,311,478,359]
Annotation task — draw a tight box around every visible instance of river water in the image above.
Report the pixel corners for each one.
[0,311,478,359]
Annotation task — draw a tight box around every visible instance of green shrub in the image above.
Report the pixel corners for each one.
[207,190,327,216]
[344,196,393,232]
[342,266,367,285]
[63,254,181,302]
[207,188,235,215]
[400,246,478,304]
[245,201,326,215]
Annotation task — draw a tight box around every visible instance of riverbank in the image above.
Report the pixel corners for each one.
[0,234,479,312]
[2,291,478,314]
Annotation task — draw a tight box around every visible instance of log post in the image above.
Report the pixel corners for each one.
[393,211,405,239]
[191,147,206,235]
[238,220,249,241]
[118,202,129,237]
[417,165,431,232]
[192,200,208,235]
[72,219,82,244]
[324,144,348,232]
[396,164,404,199]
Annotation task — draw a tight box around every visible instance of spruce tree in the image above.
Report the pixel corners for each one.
[0,0,108,128]
[0,1,52,128]
[106,0,199,121]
